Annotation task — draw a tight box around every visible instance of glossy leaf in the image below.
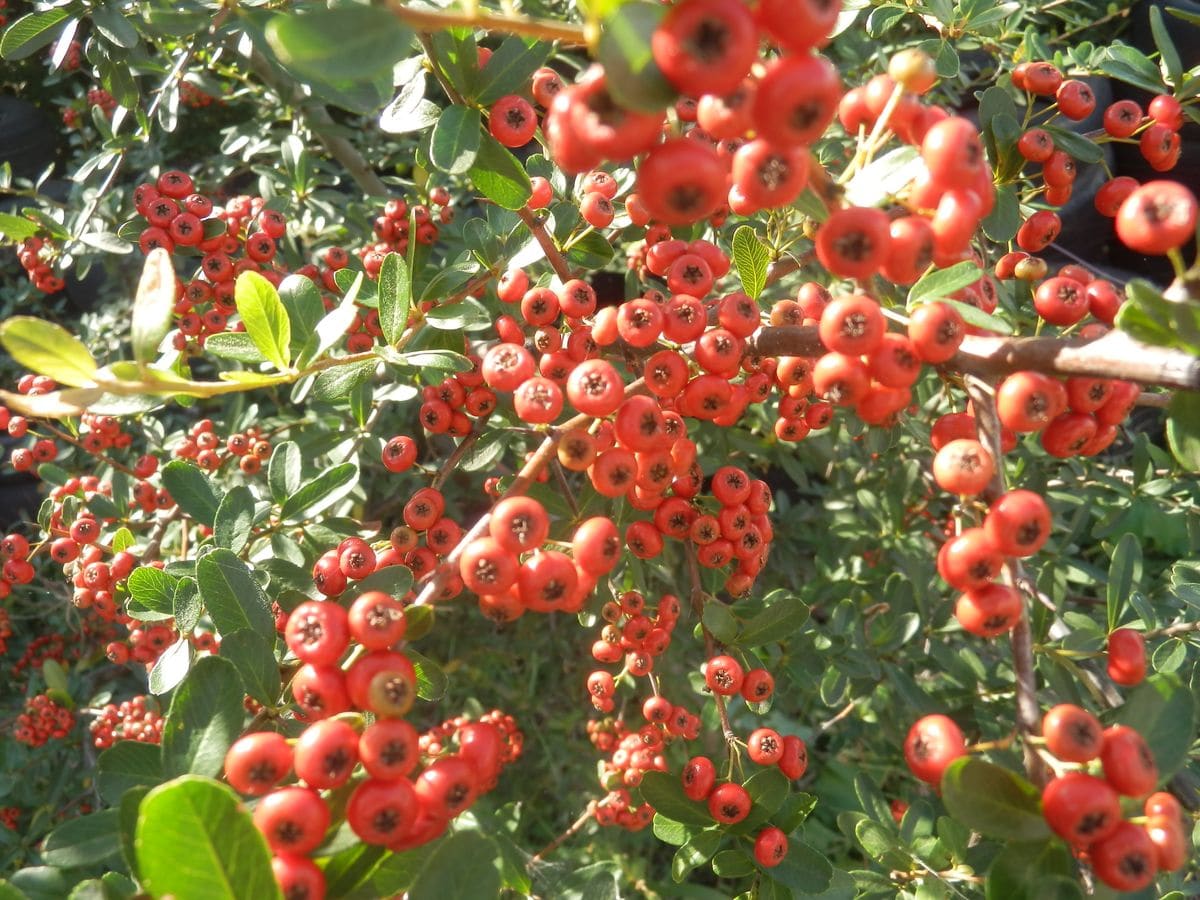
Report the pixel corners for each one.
[97,741,163,804]
[732,226,769,301]
[638,771,712,826]
[264,7,410,82]
[596,2,677,112]
[196,549,275,638]
[161,460,220,527]
[235,271,292,372]
[0,9,72,60]
[408,831,500,900]
[136,776,280,900]
[41,810,121,867]
[378,251,412,346]
[940,757,1049,841]
[220,629,280,707]
[470,133,533,210]
[279,462,359,522]
[161,656,246,778]
[430,106,482,175]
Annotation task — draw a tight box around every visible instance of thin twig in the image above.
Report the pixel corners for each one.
[385,0,589,46]
[528,803,596,866]
[37,423,138,477]
[517,207,577,282]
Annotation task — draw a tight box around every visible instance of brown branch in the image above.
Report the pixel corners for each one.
[749,325,1200,392]
[517,207,577,283]
[431,428,483,492]
[964,376,1046,786]
[385,1,589,46]
[528,803,596,866]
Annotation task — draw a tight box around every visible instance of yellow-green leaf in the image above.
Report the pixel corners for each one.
[131,248,176,366]
[235,271,292,372]
[0,316,98,387]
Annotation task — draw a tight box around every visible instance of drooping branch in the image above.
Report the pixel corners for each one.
[749,325,1200,392]
[384,1,589,46]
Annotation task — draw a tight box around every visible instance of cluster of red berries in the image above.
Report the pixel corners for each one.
[14,693,75,747]
[179,80,218,108]
[0,808,18,831]
[171,417,274,475]
[3,393,62,472]
[1039,705,1183,891]
[15,236,64,294]
[222,588,520,898]
[588,591,683,689]
[0,608,11,655]
[309,536,408,600]
[409,358,498,439]
[362,191,453,266]
[9,633,70,680]
[0,532,36,602]
[88,695,164,749]
[87,87,116,116]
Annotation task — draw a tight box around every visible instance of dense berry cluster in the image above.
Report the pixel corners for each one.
[14,693,75,746]
[88,695,164,749]
[15,236,64,295]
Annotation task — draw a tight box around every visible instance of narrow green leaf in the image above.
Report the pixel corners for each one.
[301,274,361,366]
[136,776,280,900]
[264,6,411,82]
[131,249,177,366]
[279,462,359,522]
[407,649,447,701]
[161,460,219,527]
[312,359,378,402]
[196,549,275,638]
[1041,124,1104,165]
[939,758,1049,841]
[737,591,810,647]
[268,441,302,504]
[732,226,770,300]
[430,106,482,175]
[0,316,98,387]
[235,271,292,372]
[907,261,983,307]
[672,829,722,882]
[90,6,139,48]
[213,485,255,553]
[1106,533,1142,630]
[161,656,246,778]
[1149,6,1183,84]
[470,133,533,210]
[277,274,325,360]
[174,578,201,635]
[353,564,414,597]
[0,9,71,60]
[378,252,412,346]
[220,629,280,707]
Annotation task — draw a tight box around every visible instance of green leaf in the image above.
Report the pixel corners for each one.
[235,271,292,372]
[1166,391,1200,472]
[136,776,280,900]
[701,601,739,644]
[321,844,389,897]
[907,261,983,307]
[90,6,139,49]
[174,578,201,635]
[596,2,677,113]
[737,590,810,647]
[1115,278,1200,353]
[264,6,411,82]
[422,297,493,332]
[277,274,326,360]
[985,839,1081,900]
[732,226,769,301]
[0,212,40,241]
[982,185,1020,242]
[161,460,220,527]
[279,462,359,522]
[126,566,178,621]
[353,564,414,597]
[312,359,378,403]
[943,297,1015,335]
[1106,533,1142,630]
[672,828,722,882]
[430,106,482,175]
[765,840,834,895]
[204,333,267,364]
[301,274,362,366]
[475,37,552,106]
[407,648,447,701]
[98,741,163,804]
[268,441,302,504]
[148,639,193,696]
[196,549,275,638]
[939,758,1049,841]
[41,810,120,867]
[378,252,412,346]
[564,230,615,270]
[1040,124,1104,165]
[1113,673,1195,777]
[1148,6,1183,84]
[380,70,440,135]
[1098,44,1164,94]
[161,656,246,778]
[408,831,500,900]
[470,133,533,210]
[213,485,255,554]
[712,849,756,878]
[843,145,924,208]
[220,629,281,707]
[0,317,98,387]
[638,770,712,826]
[0,9,71,60]
[653,815,692,847]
